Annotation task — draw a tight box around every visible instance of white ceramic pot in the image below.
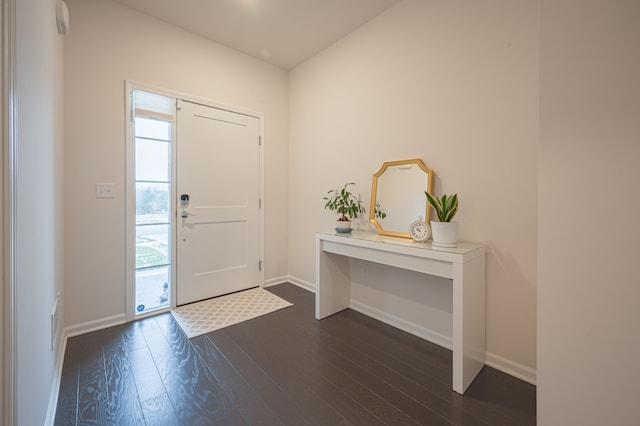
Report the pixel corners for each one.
[430,221,458,248]
[335,219,353,233]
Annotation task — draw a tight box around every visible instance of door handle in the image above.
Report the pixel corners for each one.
[181,210,196,218]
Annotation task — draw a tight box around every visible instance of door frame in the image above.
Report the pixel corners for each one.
[2,0,17,422]
[124,81,265,321]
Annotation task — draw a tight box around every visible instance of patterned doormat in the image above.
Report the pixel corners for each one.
[171,287,293,338]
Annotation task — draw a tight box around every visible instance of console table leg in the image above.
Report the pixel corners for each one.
[453,256,487,394]
[316,240,351,319]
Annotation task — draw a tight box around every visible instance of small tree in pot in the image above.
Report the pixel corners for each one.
[425,192,459,247]
[324,182,365,233]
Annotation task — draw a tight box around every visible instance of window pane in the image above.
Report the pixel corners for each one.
[136,224,169,269]
[136,138,169,181]
[134,91,173,118]
[135,117,170,140]
[135,266,170,313]
[136,182,170,224]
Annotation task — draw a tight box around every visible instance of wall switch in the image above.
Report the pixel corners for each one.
[96,183,115,198]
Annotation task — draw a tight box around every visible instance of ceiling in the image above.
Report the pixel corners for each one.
[112,0,401,69]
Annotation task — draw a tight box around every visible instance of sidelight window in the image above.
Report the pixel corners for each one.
[132,91,173,314]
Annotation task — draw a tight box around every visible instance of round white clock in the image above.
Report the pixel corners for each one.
[409,217,431,242]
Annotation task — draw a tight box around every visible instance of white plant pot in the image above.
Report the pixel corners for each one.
[430,221,458,248]
[335,219,353,233]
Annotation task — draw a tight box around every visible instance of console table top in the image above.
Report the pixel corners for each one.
[318,230,483,256]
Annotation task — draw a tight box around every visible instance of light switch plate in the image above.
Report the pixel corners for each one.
[95,183,115,198]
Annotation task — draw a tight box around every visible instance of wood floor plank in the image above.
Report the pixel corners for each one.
[322,332,481,425]
[209,304,386,425]
[145,329,239,425]
[264,285,535,425]
[55,283,536,426]
[128,346,168,404]
[54,361,78,425]
[140,392,180,426]
[323,309,452,385]
[321,309,535,425]
[191,334,284,425]
[279,285,535,425]
[258,287,459,424]
[76,337,109,425]
[316,338,452,425]
[122,320,151,352]
[461,367,536,426]
[146,316,248,425]
[221,308,421,425]
[207,329,315,425]
[55,331,110,426]
[102,332,145,425]
[217,325,351,425]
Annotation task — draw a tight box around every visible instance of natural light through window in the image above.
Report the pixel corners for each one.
[134,112,172,314]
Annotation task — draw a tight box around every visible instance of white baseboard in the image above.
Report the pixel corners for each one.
[64,313,127,338]
[349,299,453,350]
[44,331,68,426]
[265,275,316,293]
[486,351,537,385]
[284,276,316,293]
[264,275,289,287]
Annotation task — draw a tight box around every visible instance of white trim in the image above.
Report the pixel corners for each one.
[169,93,178,315]
[44,332,68,426]
[124,82,178,321]
[284,276,316,293]
[126,80,264,122]
[64,314,127,339]
[264,276,317,292]
[258,119,265,291]
[2,0,17,423]
[124,81,135,321]
[263,275,316,293]
[349,299,453,350]
[124,81,265,318]
[264,275,290,287]
[486,351,537,386]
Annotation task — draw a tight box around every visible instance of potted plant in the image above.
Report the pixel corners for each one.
[374,202,387,220]
[425,191,459,247]
[324,182,366,233]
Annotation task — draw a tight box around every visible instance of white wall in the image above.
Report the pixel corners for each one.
[14,0,65,424]
[64,0,289,328]
[538,1,640,424]
[289,0,538,378]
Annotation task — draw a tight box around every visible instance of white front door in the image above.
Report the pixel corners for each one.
[176,100,261,305]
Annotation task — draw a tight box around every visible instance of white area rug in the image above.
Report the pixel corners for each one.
[171,287,293,338]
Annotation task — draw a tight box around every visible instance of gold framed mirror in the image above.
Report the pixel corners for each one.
[369,158,433,238]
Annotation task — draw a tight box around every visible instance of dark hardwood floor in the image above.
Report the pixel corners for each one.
[55,283,535,425]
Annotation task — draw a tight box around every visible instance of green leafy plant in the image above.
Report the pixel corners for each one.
[425,192,459,222]
[374,202,387,220]
[324,182,366,221]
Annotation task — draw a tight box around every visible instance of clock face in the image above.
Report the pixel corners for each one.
[409,220,431,242]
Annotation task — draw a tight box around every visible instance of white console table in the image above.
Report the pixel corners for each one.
[316,231,486,394]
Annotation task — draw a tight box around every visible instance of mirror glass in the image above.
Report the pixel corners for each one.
[369,158,433,238]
